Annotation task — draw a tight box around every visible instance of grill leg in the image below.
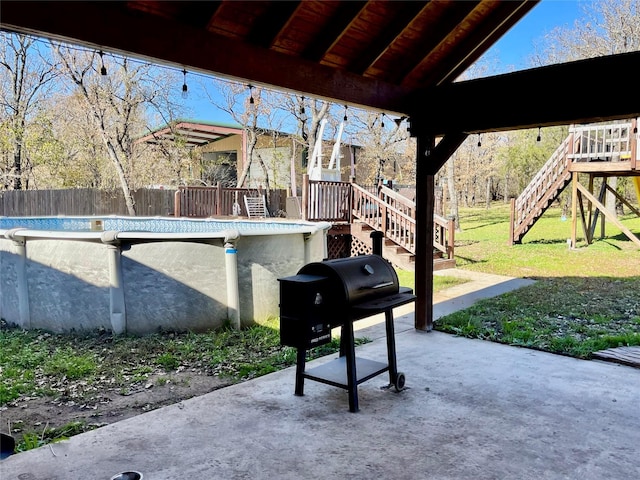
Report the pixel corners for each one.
[342,321,359,412]
[339,325,348,357]
[295,348,306,396]
[385,309,398,384]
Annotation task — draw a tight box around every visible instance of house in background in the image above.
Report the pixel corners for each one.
[139,120,360,193]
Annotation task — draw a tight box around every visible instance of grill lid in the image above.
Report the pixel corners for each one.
[297,255,398,306]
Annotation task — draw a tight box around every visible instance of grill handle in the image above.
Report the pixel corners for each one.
[360,281,394,290]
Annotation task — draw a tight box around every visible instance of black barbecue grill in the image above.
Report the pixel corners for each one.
[279,254,416,412]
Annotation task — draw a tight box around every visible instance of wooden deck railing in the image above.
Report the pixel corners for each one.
[303,179,352,222]
[174,184,285,217]
[352,183,417,252]
[175,177,453,260]
[302,175,453,260]
[567,121,635,162]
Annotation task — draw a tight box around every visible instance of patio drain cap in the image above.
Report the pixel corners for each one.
[110,472,143,480]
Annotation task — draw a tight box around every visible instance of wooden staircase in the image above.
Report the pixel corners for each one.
[510,137,572,244]
[301,176,456,271]
[350,183,455,271]
[350,220,454,271]
[510,119,638,245]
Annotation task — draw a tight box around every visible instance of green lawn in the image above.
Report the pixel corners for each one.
[454,203,640,278]
[435,203,640,358]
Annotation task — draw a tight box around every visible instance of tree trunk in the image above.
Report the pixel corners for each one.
[237,129,258,188]
[485,176,492,209]
[105,141,136,216]
[446,157,460,230]
[12,143,23,190]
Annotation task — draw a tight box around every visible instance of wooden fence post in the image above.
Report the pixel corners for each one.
[215,183,222,216]
[302,174,309,220]
[174,189,181,217]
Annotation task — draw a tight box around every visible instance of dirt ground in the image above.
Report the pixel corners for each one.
[1,371,233,450]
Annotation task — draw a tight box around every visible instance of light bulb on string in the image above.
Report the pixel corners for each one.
[536,127,541,142]
[181,69,188,99]
[343,105,348,122]
[248,85,255,105]
[381,113,385,129]
[99,50,107,76]
[299,96,307,122]
[477,134,482,148]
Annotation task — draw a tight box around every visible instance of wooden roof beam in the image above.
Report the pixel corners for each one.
[411,51,640,135]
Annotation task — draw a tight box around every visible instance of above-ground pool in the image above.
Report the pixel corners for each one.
[0,216,331,335]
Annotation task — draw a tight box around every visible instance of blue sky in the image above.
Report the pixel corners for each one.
[182,0,586,123]
[487,0,585,72]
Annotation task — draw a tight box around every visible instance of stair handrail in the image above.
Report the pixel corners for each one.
[352,182,389,231]
[514,136,571,227]
[352,183,452,258]
[378,184,415,218]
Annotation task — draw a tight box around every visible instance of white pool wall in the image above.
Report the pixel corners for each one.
[0,216,330,335]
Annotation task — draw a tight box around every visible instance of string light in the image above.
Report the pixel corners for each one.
[248,84,255,104]
[20,33,390,128]
[99,50,107,76]
[181,69,188,99]
[477,134,482,148]
[299,96,307,122]
[381,112,385,129]
[536,127,541,142]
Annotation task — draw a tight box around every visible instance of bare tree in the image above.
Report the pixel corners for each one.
[0,32,59,190]
[204,81,271,190]
[350,111,411,184]
[138,68,196,187]
[276,93,332,194]
[53,46,156,215]
[540,0,640,62]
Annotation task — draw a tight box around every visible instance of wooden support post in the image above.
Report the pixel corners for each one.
[447,217,455,260]
[414,134,436,331]
[599,177,607,240]
[631,118,638,171]
[577,182,640,248]
[587,174,594,238]
[410,121,467,331]
[571,172,578,248]
[508,198,516,246]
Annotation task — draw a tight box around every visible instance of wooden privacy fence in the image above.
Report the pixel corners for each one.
[0,186,286,218]
[0,188,175,217]
[174,185,286,217]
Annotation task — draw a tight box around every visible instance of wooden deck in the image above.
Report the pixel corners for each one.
[510,119,639,246]
[592,346,640,369]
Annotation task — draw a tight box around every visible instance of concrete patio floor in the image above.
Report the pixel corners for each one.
[2,270,639,480]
